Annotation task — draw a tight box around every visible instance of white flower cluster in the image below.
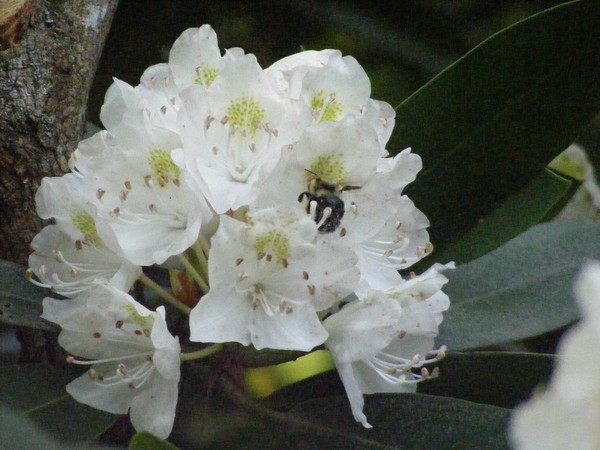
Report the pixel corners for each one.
[28,25,451,436]
[510,261,600,450]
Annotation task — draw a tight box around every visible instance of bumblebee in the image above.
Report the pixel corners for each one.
[297,170,360,233]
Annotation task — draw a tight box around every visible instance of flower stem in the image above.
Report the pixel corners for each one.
[178,253,210,293]
[192,240,210,283]
[138,273,191,315]
[197,232,211,257]
[180,343,224,361]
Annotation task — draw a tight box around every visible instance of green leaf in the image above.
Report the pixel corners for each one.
[0,405,115,450]
[417,168,577,268]
[174,365,510,449]
[291,394,511,450]
[199,393,510,450]
[0,364,117,443]
[129,432,180,450]
[438,221,600,350]
[0,260,57,331]
[419,352,554,409]
[398,1,600,255]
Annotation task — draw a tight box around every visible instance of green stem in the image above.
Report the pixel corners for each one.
[178,253,210,293]
[180,343,224,361]
[197,232,211,257]
[138,273,191,315]
[192,239,210,283]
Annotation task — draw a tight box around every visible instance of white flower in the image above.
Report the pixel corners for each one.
[258,116,431,294]
[35,173,109,246]
[266,49,395,151]
[189,208,359,351]
[28,225,140,297]
[75,80,212,266]
[174,52,311,213]
[168,25,233,91]
[323,264,451,427]
[136,63,181,132]
[376,147,423,194]
[257,116,384,232]
[266,50,370,123]
[510,261,600,450]
[41,282,180,439]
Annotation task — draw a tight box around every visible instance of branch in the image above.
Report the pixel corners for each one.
[0,0,119,264]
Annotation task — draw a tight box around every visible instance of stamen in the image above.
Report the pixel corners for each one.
[308,200,318,221]
[315,207,332,230]
[366,345,446,386]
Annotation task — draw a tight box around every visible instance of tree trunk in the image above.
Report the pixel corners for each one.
[0,0,119,265]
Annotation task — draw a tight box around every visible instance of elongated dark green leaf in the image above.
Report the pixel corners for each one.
[0,364,117,443]
[197,393,510,450]
[292,394,511,450]
[0,260,57,331]
[174,365,510,449]
[419,352,554,409]
[0,405,115,450]
[415,168,576,269]
[399,1,600,255]
[438,221,600,350]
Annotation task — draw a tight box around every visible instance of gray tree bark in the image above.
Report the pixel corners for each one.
[0,0,118,265]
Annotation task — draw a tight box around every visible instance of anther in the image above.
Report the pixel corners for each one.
[307,284,316,295]
[303,271,309,280]
[117,363,127,376]
[236,258,244,266]
[96,188,106,200]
